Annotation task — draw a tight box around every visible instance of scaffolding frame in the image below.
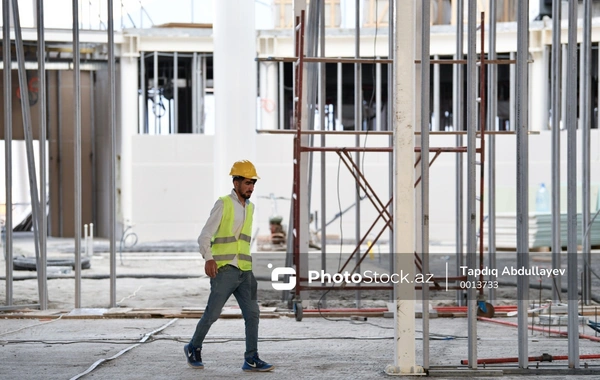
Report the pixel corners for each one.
[281,0,596,373]
[284,2,509,313]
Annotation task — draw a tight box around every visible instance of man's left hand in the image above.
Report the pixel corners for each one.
[205,259,218,278]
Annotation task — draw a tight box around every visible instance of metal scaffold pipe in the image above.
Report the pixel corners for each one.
[318,0,327,308]
[36,0,48,310]
[387,0,394,302]
[487,0,497,305]
[354,0,362,308]
[515,0,530,369]
[72,0,82,309]
[108,0,118,308]
[3,0,13,307]
[419,0,431,371]
[11,0,43,309]
[551,0,562,305]
[566,0,580,369]
[454,0,465,307]
[582,0,592,305]
[466,0,478,370]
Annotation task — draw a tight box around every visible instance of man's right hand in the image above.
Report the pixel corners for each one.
[205,259,218,278]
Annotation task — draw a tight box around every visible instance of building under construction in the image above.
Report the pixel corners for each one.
[2,0,600,377]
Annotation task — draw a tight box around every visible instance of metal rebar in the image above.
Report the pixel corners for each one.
[108,0,117,308]
[551,0,562,305]
[466,0,478,369]
[516,0,530,369]
[582,0,592,305]
[566,0,580,369]
[420,0,430,370]
[3,0,13,307]
[36,0,48,310]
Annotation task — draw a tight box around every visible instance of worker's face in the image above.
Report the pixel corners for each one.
[234,178,256,200]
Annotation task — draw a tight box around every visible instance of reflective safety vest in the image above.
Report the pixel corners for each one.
[211,195,253,271]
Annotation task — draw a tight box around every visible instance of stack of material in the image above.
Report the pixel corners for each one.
[485,212,600,250]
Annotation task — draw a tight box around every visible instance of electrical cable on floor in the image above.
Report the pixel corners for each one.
[1,339,143,345]
[1,330,469,347]
[317,288,351,323]
[68,318,178,380]
[0,315,63,337]
[117,285,143,306]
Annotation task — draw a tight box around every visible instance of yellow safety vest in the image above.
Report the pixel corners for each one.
[211,195,253,271]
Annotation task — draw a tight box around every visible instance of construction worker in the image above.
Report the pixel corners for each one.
[184,160,274,372]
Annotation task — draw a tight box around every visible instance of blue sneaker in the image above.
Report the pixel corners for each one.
[242,353,274,372]
[183,343,204,369]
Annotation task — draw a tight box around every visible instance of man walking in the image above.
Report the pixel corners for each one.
[184,160,274,372]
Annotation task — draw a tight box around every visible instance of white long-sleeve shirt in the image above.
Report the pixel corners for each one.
[197,189,254,267]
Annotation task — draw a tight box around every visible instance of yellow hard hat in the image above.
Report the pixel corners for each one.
[229,160,260,179]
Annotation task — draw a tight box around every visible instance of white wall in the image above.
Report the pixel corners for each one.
[129,130,600,245]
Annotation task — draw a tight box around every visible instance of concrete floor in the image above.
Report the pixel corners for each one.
[2,315,600,379]
[2,233,600,379]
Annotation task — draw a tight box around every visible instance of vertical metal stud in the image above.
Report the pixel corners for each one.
[515,0,530,369]
[108,0,117,308]
[550,0,562,305]
[3,0,13,307]
[566,0,580,368]
[466,0,478,369]
[72,0,82,309]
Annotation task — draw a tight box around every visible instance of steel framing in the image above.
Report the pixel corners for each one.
[2,0,118,311]
[283,0,593,373]
[1,0,597,374]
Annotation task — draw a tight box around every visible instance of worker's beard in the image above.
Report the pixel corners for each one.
[236,188,252,200]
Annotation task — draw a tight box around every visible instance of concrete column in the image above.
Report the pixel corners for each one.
[119,53,139,227]
[213,0,257,197]
[259,61,278,130]
[385,0,422,376]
